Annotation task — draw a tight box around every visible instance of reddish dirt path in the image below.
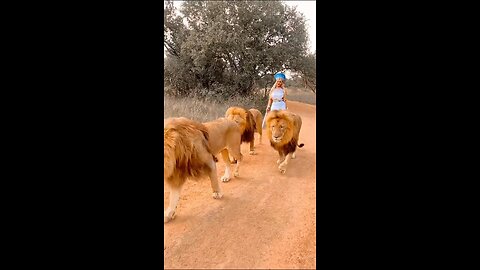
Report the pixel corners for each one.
[164,101,316,269]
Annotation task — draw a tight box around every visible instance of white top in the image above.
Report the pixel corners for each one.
[270,88,286,111]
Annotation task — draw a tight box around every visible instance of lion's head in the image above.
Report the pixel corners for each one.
[266,110,304,152]
[266,111,295,145]
[225,106,255,143]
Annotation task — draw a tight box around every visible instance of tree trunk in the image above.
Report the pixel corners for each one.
[264,82,270,98]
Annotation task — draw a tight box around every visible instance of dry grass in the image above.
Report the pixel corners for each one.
[164,93,268,123]
[285,87,316,105]
[164,87,315,122]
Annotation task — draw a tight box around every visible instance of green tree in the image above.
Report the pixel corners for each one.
[164,0,311,97]
[292,51,316,93]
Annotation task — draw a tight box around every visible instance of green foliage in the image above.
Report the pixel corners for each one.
[292,51,316,93]
[164,0,314,97]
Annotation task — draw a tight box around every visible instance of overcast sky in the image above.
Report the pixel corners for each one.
[165,1,316,54]
[284,1,316,54]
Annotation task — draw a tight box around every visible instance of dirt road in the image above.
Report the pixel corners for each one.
[164,101,316,269]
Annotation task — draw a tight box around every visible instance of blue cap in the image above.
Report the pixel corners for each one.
[274,72,286,81]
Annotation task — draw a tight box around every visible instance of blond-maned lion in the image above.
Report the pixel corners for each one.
[265,110,305,174]
[225,106,257,155]
[164,117,222,223]
[248,108,263,144]
[203,117,243,182]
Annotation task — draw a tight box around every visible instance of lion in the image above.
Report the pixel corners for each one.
[225,106,257,155]
[248,108,263,144]
[164,117,222,223]
[203,117,243,182]
[265,110,305,174]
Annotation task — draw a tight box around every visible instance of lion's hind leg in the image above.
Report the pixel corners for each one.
[249,140,256,155]
[229,147,242,178]
[256,118,263,145]
[227,131,243,177]
[220,149,233,182]
[207,159,223,199]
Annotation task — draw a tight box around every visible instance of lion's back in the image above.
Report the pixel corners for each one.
[292,113,302,140]
[248,108,263,132]
[203,117,241,153]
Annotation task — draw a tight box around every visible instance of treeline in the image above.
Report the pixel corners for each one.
[164,0,316,98]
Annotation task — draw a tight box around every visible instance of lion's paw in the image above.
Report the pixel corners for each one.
[278,164,287,174]
[249,150,256,155]
[221,175,231,182]
[212,192,223,199]
[233,171,239,177]
[164,210,176,223]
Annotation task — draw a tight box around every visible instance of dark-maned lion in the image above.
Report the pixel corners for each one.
[164,117,222,223]
[225,106,257,155]
[265,110,305,174]
[248,108,263,144]
[203,117,243,182]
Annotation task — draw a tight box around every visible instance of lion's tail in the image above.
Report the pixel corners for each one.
[298,143,304,148]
